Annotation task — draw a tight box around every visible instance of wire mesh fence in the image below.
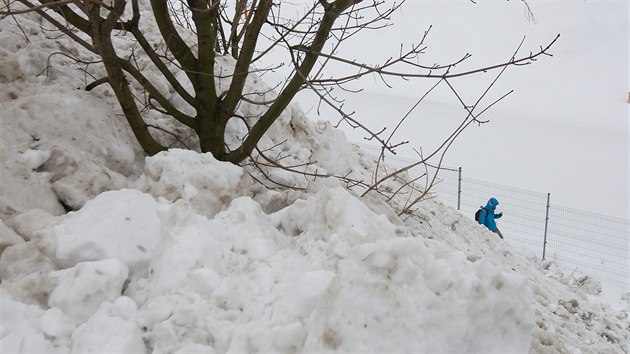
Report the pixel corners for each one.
[443,176,628,290]
[545,206,629,288]
[358,143,629,289]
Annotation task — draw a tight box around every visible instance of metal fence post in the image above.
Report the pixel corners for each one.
[542,193,550,260]
[457,167,462,210]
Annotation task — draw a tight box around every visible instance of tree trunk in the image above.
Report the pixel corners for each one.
[88,4,165,155]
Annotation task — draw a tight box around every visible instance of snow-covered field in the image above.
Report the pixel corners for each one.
[1,2,629,354]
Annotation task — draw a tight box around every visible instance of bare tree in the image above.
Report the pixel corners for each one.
[0,0,558,169]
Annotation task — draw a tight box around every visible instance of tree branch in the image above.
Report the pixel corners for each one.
[306,34,560,83]
[226,0,362,162]
[150,0,198,83]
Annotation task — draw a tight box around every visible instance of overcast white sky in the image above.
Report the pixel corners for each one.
[262,0,629,219]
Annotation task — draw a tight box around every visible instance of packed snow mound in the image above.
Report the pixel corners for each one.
[137,149,251,218]
[11,189,161,277]
[3,150,628,353]
[0,15,144,218]
[1,167,535,353]
[48,258,129,323]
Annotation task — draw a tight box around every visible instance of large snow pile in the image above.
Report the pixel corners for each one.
[1,5,628,354]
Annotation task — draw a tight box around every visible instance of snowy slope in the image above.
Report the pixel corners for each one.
[0,4,629,354]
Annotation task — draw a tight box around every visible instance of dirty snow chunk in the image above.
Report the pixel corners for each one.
[309,120,356,176]
[0,294,54,353]
[300,238,534,353]
[137,196,293,353]
[52,189,160,274]
[1,87,141,213]
[138,149,251,217]
[43,147,131,210]
[40,307,76,339]
[222,197,283,261]
[0,327,53,354]
[0,241,58,307]
[11,208,58,242]
[5,91,138,173]
[146,200,227,295]
[20,149,51,170]
[146,196,281,295]
[0,220,23,255]
[0,144,66,219]
[271,322,306,352]
[288,271,335,317]
[174,343,217,354]
[0,294,45,336]
[275,185,405,246]
[48,259,129,323]
[71,297,145,354]
[14,44,50,78]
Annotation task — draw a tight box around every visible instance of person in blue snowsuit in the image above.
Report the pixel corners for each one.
[480,197,504,239]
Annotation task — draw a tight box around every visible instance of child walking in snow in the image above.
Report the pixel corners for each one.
[479,197,504,239]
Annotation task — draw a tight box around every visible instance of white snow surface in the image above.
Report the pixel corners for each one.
[0,4,629,354]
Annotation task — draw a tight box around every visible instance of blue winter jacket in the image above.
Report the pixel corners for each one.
[480,197,502,231]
